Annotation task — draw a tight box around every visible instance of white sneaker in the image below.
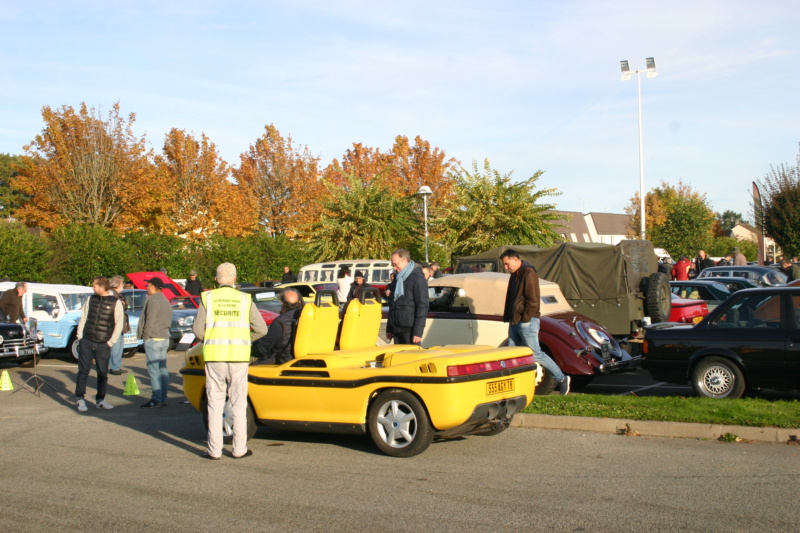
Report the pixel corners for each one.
[559,376,571,396]
[96,400,114,410]
[77,398,88,412]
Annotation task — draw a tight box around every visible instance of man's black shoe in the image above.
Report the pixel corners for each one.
[202,453,221,460]
[109,369,127,375]
[141,399,161,408]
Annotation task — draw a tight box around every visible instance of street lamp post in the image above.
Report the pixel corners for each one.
[620,57,657,240]
[417,186,433,263]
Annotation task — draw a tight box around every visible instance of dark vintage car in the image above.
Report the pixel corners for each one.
[643,287,800,398]
[0,319,47,366]
[697,266,787,287]
[669,280,732,311]
[696,276,760,293]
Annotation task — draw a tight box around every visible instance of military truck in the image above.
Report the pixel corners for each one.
[454,241,671,340]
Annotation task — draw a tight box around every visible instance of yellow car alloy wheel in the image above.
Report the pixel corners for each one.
[368,389,434,458]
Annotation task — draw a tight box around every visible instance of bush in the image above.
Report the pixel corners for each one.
[47,224,138,285]
[124,232,197,278]
[0,221,48,282]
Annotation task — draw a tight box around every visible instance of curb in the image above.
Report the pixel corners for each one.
[512,413,800,444]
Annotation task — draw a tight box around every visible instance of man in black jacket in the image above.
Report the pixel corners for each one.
[253,289,304,365]
[281,266,297,284]
[386,249,429,345]
[75,276,124,412]
[184,270,203,296]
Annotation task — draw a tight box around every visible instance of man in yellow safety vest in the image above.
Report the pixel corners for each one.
[193,262,267,460]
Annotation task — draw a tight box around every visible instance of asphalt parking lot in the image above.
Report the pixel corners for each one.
[1,350,798,533]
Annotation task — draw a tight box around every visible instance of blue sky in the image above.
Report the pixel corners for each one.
[1,1,798,218]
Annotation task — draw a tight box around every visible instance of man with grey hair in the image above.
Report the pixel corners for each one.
[386,249,429,345]
[108,275,130,375]
[193,262,267,459]
[0,281,28,324]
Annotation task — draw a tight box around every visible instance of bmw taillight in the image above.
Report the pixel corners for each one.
[447,355,534,377]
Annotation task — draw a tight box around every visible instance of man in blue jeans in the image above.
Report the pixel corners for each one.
[501,249,570,395]
[137,277,173,408]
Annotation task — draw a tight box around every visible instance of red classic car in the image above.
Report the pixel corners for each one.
[668,293,709,324]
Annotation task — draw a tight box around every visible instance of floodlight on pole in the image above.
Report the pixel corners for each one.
[620,57,657,240]
[417,186,433,263]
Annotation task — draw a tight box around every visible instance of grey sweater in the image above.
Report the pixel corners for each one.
[137,291,173,340]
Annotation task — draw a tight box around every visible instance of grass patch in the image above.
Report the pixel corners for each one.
[522,394,800,428]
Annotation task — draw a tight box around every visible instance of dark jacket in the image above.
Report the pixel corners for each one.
[0,288,25,323]
[503,261,540,324]
[387,266,429,338]
[281,271,297,284]
[346,281,372,303]
[695,257,715,275]
[184,278,203,296]
[83,294,119,344]
[253,304,303,364]
[786,264,800,283]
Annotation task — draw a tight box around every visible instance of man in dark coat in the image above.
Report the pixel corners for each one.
[253,289,304,365]
[386,249,429,345]
[281,266,297,284]
[346,271,372,303]
[184,270,203,296]
[501,249,570,395]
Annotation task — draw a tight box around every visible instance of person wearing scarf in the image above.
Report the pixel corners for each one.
[386,249,429,345]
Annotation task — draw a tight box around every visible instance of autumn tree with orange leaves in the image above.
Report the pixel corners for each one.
[153,129,257,241]
[324,135,459,211]
[235,125,322,237]
[13,103,154,231]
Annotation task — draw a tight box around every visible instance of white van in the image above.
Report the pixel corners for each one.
[296,260,394,288]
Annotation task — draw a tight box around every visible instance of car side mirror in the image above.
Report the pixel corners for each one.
[51,308,60,318]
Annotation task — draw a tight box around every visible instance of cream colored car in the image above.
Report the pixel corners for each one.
[383,272,640,394]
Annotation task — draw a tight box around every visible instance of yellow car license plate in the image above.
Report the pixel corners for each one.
[486,378,514,395]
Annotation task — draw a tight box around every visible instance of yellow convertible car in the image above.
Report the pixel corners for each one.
[181,289,536,457]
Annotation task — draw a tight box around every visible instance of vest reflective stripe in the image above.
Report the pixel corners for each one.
[201,288,252,362]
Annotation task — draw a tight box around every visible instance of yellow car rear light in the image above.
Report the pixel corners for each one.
[447,355,534,377]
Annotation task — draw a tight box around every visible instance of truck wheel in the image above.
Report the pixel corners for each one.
[368,389,434,457]
[692,356,745,399]
[645,272,671,323]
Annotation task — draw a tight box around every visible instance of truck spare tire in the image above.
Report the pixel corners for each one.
[645,272,670,323]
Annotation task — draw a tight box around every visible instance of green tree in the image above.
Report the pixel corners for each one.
[716,210,749,232]
[755,145,800,257]
[306,174,419,261]
[440,160,562,257]
[46,224,138,284]
[0,221,48,281]
[626,180,716,258]
[0,153,29,217]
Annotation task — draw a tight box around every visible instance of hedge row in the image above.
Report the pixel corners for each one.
[0,221,314,286]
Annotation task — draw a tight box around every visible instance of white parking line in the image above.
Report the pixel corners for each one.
[618,382,668,395]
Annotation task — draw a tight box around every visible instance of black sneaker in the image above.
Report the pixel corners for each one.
[141,399,161,408]
[109,369,127,375]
